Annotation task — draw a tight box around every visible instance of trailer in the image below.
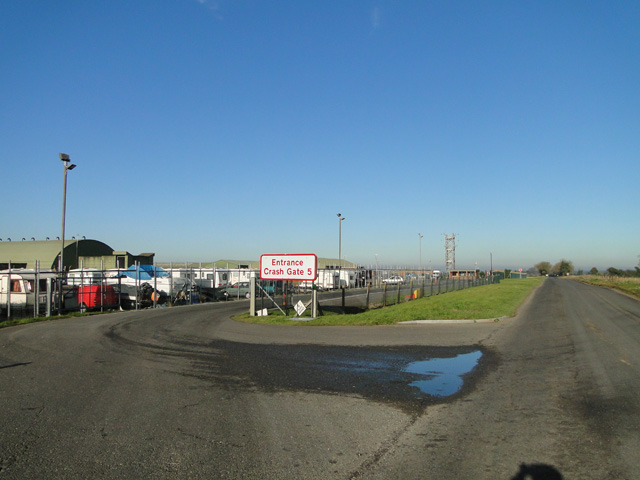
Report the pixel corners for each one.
[0,269,56,318]
[300,268,356,290]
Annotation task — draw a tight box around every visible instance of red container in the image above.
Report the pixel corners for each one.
[78,285,117,310]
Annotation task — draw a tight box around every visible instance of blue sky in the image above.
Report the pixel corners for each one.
[1,1,638,271]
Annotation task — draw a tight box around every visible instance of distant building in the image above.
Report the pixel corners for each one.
[509,271,528,279]
[0,238,154,271]
[450,269,479,280]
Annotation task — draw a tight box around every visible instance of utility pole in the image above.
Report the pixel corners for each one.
[418,233,423,277]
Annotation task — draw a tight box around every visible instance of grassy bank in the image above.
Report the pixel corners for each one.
[237,277,545,326]
[573,275,640,299]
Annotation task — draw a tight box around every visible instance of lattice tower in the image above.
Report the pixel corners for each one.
[444,233,457,274]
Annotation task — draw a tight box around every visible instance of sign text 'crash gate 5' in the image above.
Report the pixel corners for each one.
[260,254,317,281]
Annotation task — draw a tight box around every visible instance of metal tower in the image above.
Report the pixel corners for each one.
[444,233,458,275]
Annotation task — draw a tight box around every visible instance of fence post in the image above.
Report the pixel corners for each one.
[383,282,387,306]
[7,261,11,320]
[397,281,401,304]
[34,260,39,318]
[366,283,370,310]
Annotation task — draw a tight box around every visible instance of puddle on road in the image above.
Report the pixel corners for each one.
[184,340,487,411]
[312,349,484,400]
[403,351,482,397]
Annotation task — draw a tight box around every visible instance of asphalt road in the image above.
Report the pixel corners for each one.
[1,278,639,479]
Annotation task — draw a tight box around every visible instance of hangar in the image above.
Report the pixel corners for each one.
[0,238,154,272]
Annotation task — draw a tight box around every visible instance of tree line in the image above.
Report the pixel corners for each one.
[534,260,640,277]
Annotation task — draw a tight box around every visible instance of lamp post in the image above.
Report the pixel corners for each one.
[59,153,76,312]
[418,233,423,277]
[59,153,76,273]
[337,213,345,287]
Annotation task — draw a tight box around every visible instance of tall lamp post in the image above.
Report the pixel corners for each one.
[337,213,345,287]
[418,233,423,277]
[59,153,76,312]
[59,153,76,273]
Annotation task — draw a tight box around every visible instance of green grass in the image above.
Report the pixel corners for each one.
[236,277,545,326]
[573,275,640,299]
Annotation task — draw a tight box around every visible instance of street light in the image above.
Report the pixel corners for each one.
[337,213,345,288]
[418,233,423,277]
[59,153,76,274]
[337,213,345,268]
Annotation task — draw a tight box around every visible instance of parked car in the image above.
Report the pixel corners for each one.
[382,275,404,285]
[220,282,252,299]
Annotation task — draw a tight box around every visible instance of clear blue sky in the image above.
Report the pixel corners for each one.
[1,1,638,271]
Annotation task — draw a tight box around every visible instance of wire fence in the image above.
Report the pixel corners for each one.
[268,274,499,315]
[0,263,284,321]
[1,262,497,321]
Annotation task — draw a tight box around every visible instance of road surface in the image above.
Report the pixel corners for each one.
[1,278,639,479]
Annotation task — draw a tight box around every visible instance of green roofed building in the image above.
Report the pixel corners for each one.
[0,238,154,271]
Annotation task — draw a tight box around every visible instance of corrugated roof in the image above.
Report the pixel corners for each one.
[0,239,114,270]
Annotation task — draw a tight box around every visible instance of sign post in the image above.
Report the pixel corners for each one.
[260,254,318,318]
[260,254,317,282]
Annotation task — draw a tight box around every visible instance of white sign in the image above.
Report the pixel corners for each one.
[260,254,317,281]
[294,300,306,316]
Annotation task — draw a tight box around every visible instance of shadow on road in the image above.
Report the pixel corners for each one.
[511,463,563,480]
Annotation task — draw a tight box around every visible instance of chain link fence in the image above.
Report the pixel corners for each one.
[2,262,497,321]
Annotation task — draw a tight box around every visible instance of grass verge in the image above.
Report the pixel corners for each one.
[572,275,640,299]
[236,277,545,326]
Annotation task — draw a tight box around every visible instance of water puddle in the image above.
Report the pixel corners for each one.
[193,341,487,411]
[403,351,483,397]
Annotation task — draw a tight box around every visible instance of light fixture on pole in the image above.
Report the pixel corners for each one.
[337,213,345,289]
[418,233,423,277]
[59,153,76,312]
[59,153,76,273]
[337,213,345,268]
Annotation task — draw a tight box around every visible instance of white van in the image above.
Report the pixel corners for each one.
[67,268,105,286]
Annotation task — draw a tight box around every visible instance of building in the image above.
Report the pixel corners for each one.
[450,269,480,280]
[0,238,154,271]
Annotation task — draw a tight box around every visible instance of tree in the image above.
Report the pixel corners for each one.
[551,259,574,276]
[504,268,512,278]
[607,267,624,277]
[589,267,599,275]
[534,261,552,276]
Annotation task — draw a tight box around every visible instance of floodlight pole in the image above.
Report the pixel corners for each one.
[418,233,423,277]
[59,153,76,312]
[337,213,345,288]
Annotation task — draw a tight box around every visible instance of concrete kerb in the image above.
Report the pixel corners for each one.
[398,316,509,324]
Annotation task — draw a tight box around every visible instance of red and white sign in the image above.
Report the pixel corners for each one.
[260,254,317,281]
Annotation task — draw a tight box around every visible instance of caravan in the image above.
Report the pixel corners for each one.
[0,269,56,317]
